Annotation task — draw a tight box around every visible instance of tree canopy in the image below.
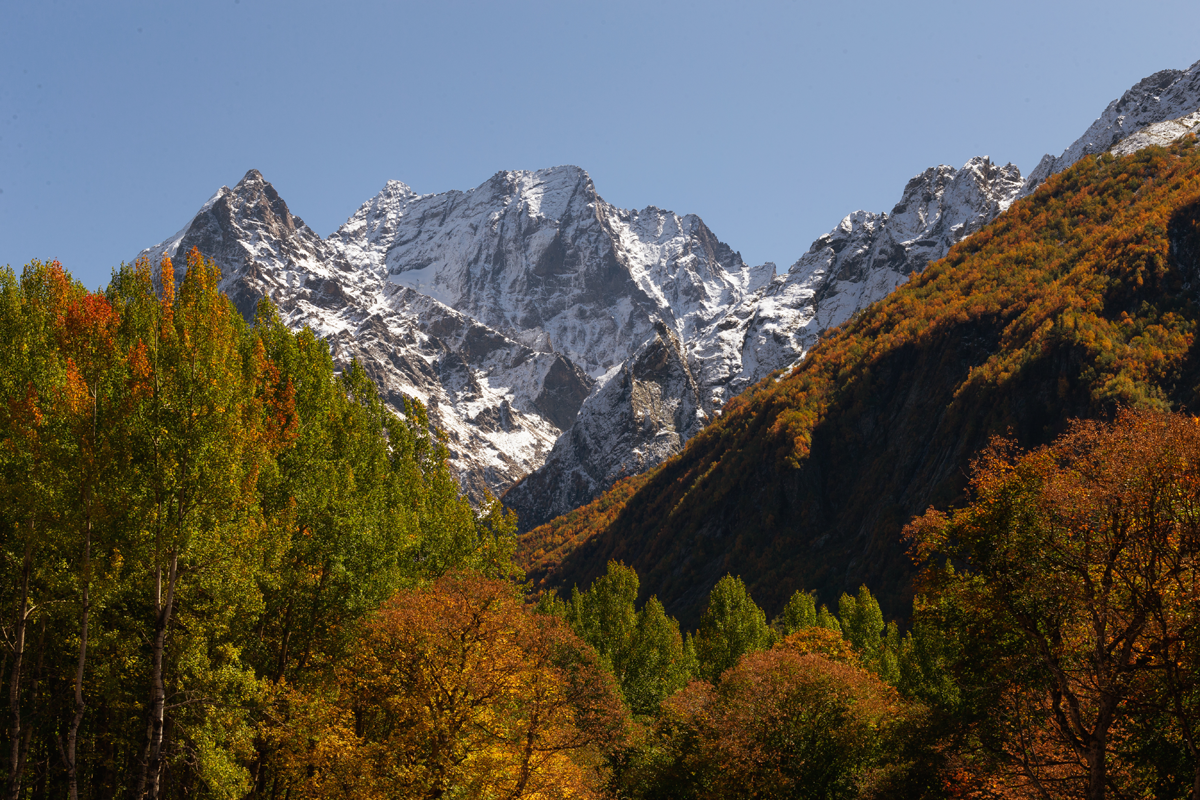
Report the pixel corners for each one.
[0,253,520,799]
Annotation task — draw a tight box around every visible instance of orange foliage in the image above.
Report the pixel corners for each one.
[269,572,627,800]
[531,136,1200,622]
[906,409,1200,798]
[775,626,861,666]
[651,649,899,798]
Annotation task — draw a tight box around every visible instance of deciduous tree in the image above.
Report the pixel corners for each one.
[271,572,626,800]
[907,409,1200,799]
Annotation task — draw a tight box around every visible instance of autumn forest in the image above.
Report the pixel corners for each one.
[6,138,1200,799]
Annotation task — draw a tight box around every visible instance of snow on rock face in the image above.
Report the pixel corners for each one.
[687,156,1024,411]
[1023,59,1200,195]
[137,60,1200,521]
[329,166,760,379]
[503,320,705,533]
[316,284,593,502]
[137,166,758,506]
[1109,110,1200,157]
[501,51,1200,526]
[135,169,347,320]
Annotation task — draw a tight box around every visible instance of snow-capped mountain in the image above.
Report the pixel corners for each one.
[137,166,762,503]
[504,155,1027,530]
[139,58,1200,527]
[695,157,1024,405]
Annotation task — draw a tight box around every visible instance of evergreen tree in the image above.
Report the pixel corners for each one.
[837,585,900,683]
[565,562,693,715]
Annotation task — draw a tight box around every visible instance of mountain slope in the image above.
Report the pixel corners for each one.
[509,60,1200,528]
[503,320,704,530]
[521,137,1200,626]
[504,155,1027,529]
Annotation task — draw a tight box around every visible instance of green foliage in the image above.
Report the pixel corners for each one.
[896,590,962,710]
[773,588,817,635]
[0,253,518,799]
[621,597,696,716]
[568,560,640,669]
[838,585,884,660]
[533,587,570,619]
[816,603,842,634]
[838,585,900,683]
[565,562,692,716]
[694,574,774,683]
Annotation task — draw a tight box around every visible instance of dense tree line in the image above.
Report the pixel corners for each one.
[6,251,1200,797]
[0,253,550,798]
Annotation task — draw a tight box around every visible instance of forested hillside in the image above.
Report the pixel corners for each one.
[8,143,1200,796]
[521,136,1200,625]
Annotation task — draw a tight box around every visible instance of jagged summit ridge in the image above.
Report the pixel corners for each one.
[681,155,1024,412]
[330,165,767,379]
[1023,58,1200,194]
[137,58,1200,523]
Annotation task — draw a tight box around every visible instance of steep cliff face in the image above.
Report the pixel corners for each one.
[137,169,342,319]
[503,320,705,532]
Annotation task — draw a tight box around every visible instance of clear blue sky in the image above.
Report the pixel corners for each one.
[4,0,1200,291]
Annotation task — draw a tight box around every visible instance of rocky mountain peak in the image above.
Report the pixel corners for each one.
[224,168,310,242]
[1023,58,1200,194]
[137,58,1200,524]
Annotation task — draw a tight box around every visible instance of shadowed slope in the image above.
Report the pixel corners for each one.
[520,138,1200,627]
